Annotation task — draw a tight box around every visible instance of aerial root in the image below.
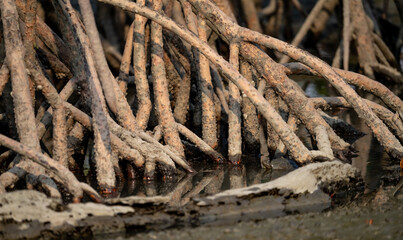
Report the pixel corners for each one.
[0,133,89,200]
[1,0,402,201]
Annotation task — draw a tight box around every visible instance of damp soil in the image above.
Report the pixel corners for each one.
[130,194,403,240]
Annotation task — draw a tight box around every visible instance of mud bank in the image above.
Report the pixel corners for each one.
[134,191,403,240]
[0,161,367,239]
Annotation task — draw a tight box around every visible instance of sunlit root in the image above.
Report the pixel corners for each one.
[64,102,189,178]
[95,0,402,166]
[1,0,60,197]
[310,125,334,160]
[0,133,99,202]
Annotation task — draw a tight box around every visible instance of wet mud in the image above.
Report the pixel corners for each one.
[0,161,374,239]
[133,191,403,240]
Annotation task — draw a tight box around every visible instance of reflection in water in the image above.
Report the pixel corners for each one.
[229,166,247,189]
[116,156,297,205]
[113,131,390,204]
[204,169,225,195]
